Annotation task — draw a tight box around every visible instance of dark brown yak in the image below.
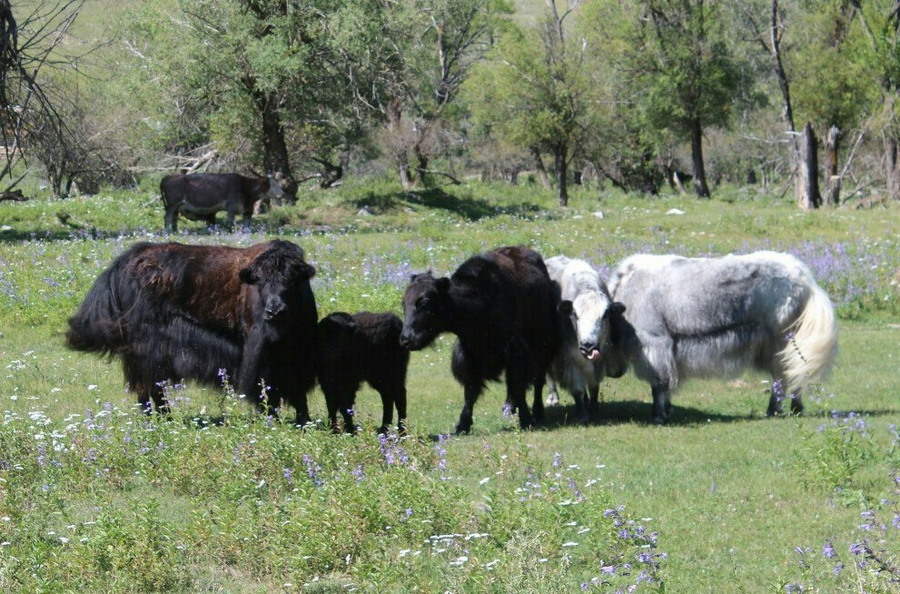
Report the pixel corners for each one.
[65,240,318,423]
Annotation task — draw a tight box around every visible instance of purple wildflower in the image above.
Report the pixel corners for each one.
[302,454,323,487]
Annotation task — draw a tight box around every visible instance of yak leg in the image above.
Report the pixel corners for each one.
[545,374,560,405]
[164,208,179,233]
[451,343,485,435]
[531,377,546,421]
[340,398,356,434]
[505,339,534,429]
[124,355,170,414]
[767,380,804,417]
[790,390,804,415]
[323,390,342,433]
[454,382,482,435]
[588,383,601,419]
[375,388,394,435]
[394,386,408,435]
[650,384,671,425]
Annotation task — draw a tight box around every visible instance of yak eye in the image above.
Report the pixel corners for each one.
[416,296,430,310]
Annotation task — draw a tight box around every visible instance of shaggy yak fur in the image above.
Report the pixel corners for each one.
[160,172,288,233]
[317,311,410,434]
[65,240,318,423]
[604,251,839,423]
[399,246,560,434]
[544,255,625,423]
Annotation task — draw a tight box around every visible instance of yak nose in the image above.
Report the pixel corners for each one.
[580,341,601,361]
[264,302,285,319]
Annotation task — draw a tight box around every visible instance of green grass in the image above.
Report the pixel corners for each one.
[0,179,898,592]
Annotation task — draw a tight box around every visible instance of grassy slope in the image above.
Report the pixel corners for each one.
[0,181,898,592]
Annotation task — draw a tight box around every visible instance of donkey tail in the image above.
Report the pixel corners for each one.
[778,281,838,394]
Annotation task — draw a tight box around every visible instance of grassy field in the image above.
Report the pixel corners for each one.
[0,179,898,592]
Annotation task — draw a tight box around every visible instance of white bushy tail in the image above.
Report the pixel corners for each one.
[778,282,838,394]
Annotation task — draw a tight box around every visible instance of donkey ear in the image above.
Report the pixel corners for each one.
[239,267,258,285]
[558,300,573,315]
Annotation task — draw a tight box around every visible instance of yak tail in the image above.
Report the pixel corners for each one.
[778,281,838,394]
[65,261,131,355]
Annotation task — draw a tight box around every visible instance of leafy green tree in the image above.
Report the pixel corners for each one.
[466,0,592,206]
[626,0,742,197]
[119,0,381,196]
[364,0,508,189]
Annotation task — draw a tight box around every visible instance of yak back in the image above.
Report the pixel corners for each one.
[65,240,314,356]
[448,246,559,369]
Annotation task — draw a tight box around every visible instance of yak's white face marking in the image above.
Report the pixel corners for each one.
[572,292,611,360]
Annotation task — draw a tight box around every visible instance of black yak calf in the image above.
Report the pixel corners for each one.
[65,240,319,423]
[317,312,409,434]
[399,246,560,434]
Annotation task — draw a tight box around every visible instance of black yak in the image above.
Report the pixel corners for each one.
[65,240,319,423]
[317,312,409,434]
[399,246,560,434]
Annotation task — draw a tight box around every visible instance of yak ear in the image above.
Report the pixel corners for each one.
[609,302,626,316]
[239,267,258,285]
[558,300,573,315]
[410,269,433,283]
[436,277,451,294]
[301,262,316,280]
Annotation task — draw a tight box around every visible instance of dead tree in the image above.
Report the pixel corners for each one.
[0,1,86,193]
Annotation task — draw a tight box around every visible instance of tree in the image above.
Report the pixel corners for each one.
[0,0,87,193]
[627,0,741,197]
[121,0,380,197]
[466,0,591,206]
[359,0,507,190]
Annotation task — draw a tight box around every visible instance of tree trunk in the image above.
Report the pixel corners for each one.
[824,125,840,206]
[689,118,710,198]
[887,136,900,201]
[255,90,297,198]
[414,142,430,188]
[797,122,821,210]
[387,98,413,190]
[530,145,553,190]
[554,142,568,207]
